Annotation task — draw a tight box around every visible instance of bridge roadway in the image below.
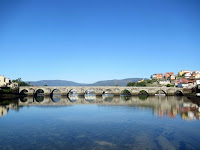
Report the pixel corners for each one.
[19,86,184,96]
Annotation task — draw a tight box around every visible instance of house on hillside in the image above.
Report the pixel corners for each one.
[184,72,192,79]
[191,71,200,79]
[159,79,171,85]
[164,72,174,78]
[196,80,200,85]
[170,75,176,80]
[178,70,191,76]
[138,79,144,83]
[151,73,163,79]
[176,78,189,88]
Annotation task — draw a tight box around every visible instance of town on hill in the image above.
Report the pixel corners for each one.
[150,70,200,89]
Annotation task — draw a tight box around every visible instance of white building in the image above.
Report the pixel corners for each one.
[178,83,189,88]
[184,72,192,78]
[159,79,171,85]
[0,75,9,87]
[0,75,18,88]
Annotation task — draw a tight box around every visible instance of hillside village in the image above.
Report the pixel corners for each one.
[151,70,200,88]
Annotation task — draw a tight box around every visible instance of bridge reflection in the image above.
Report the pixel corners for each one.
[18,95,188,106]
[1,96,200,121]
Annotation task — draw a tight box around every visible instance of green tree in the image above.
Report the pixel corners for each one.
[135,81,147,87]
[127,82,136,86]
[166,84,174,87]
[12,78,30,86]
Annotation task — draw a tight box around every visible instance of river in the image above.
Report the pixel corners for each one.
[0,95,200,150]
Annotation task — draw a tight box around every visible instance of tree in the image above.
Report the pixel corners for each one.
[127,82,136,86]
[166,84,174,87]
[135,81,147,87]
[12,78,30,86]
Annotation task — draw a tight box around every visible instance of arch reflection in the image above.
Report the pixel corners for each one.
[51,89,61,103]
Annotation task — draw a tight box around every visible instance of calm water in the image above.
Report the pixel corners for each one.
[0,95,200,150]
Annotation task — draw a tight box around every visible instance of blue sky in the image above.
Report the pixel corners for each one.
[0,0,199,83]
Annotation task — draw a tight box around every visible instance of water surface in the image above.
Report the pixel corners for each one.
[0,96,200,150]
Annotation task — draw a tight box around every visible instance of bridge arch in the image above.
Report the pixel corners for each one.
[68,89,79,102]
[20,89,28,95]
[51,89,61,95]
[84,89,96,101]
[35,89,44,94]
[103,89,113,94]
[84,89,96,95]
[68,89,78,95]
[121,89,131,96]
[28,88,35,94]
[156,90,167,96]
[138,90,149,96]
[34,89,45,102]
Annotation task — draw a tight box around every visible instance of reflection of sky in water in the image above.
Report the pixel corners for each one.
[1,97,200,150]
[51,94,61,103]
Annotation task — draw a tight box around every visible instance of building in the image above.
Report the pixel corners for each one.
[164,72,174,78]
[0,75,18,88]
[156,73,163,79]
[170,75,176,80]
[178,70,191,76]
[151,74,157,79]
[196,80,200,85]
[159,79,171,85]
[138,79,144,83]
[0,75,10,87]
[184,72,192,79]
[177,78,189,88]
[151,73,163,79]
[191,71,200,79]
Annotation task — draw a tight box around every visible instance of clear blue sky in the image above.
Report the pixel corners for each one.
[0,0,199,83]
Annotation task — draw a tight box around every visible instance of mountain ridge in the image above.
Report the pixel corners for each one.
[28,78,147,86]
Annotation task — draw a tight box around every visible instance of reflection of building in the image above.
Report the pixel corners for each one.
[0,106,9,118]
[0,103,18,118]
[179,102,199,120]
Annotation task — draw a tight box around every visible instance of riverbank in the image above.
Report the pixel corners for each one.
[185,93,200,105]
[0,93,22,100]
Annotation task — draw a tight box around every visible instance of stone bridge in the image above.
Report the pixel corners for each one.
[19,86,184,96]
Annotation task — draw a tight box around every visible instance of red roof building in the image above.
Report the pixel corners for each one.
[165,72,174,78]
[177,78,189,84]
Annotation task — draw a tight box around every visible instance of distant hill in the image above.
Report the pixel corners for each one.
[28,78,146,86]
[29,80,86,86]
[88,78,145,86]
